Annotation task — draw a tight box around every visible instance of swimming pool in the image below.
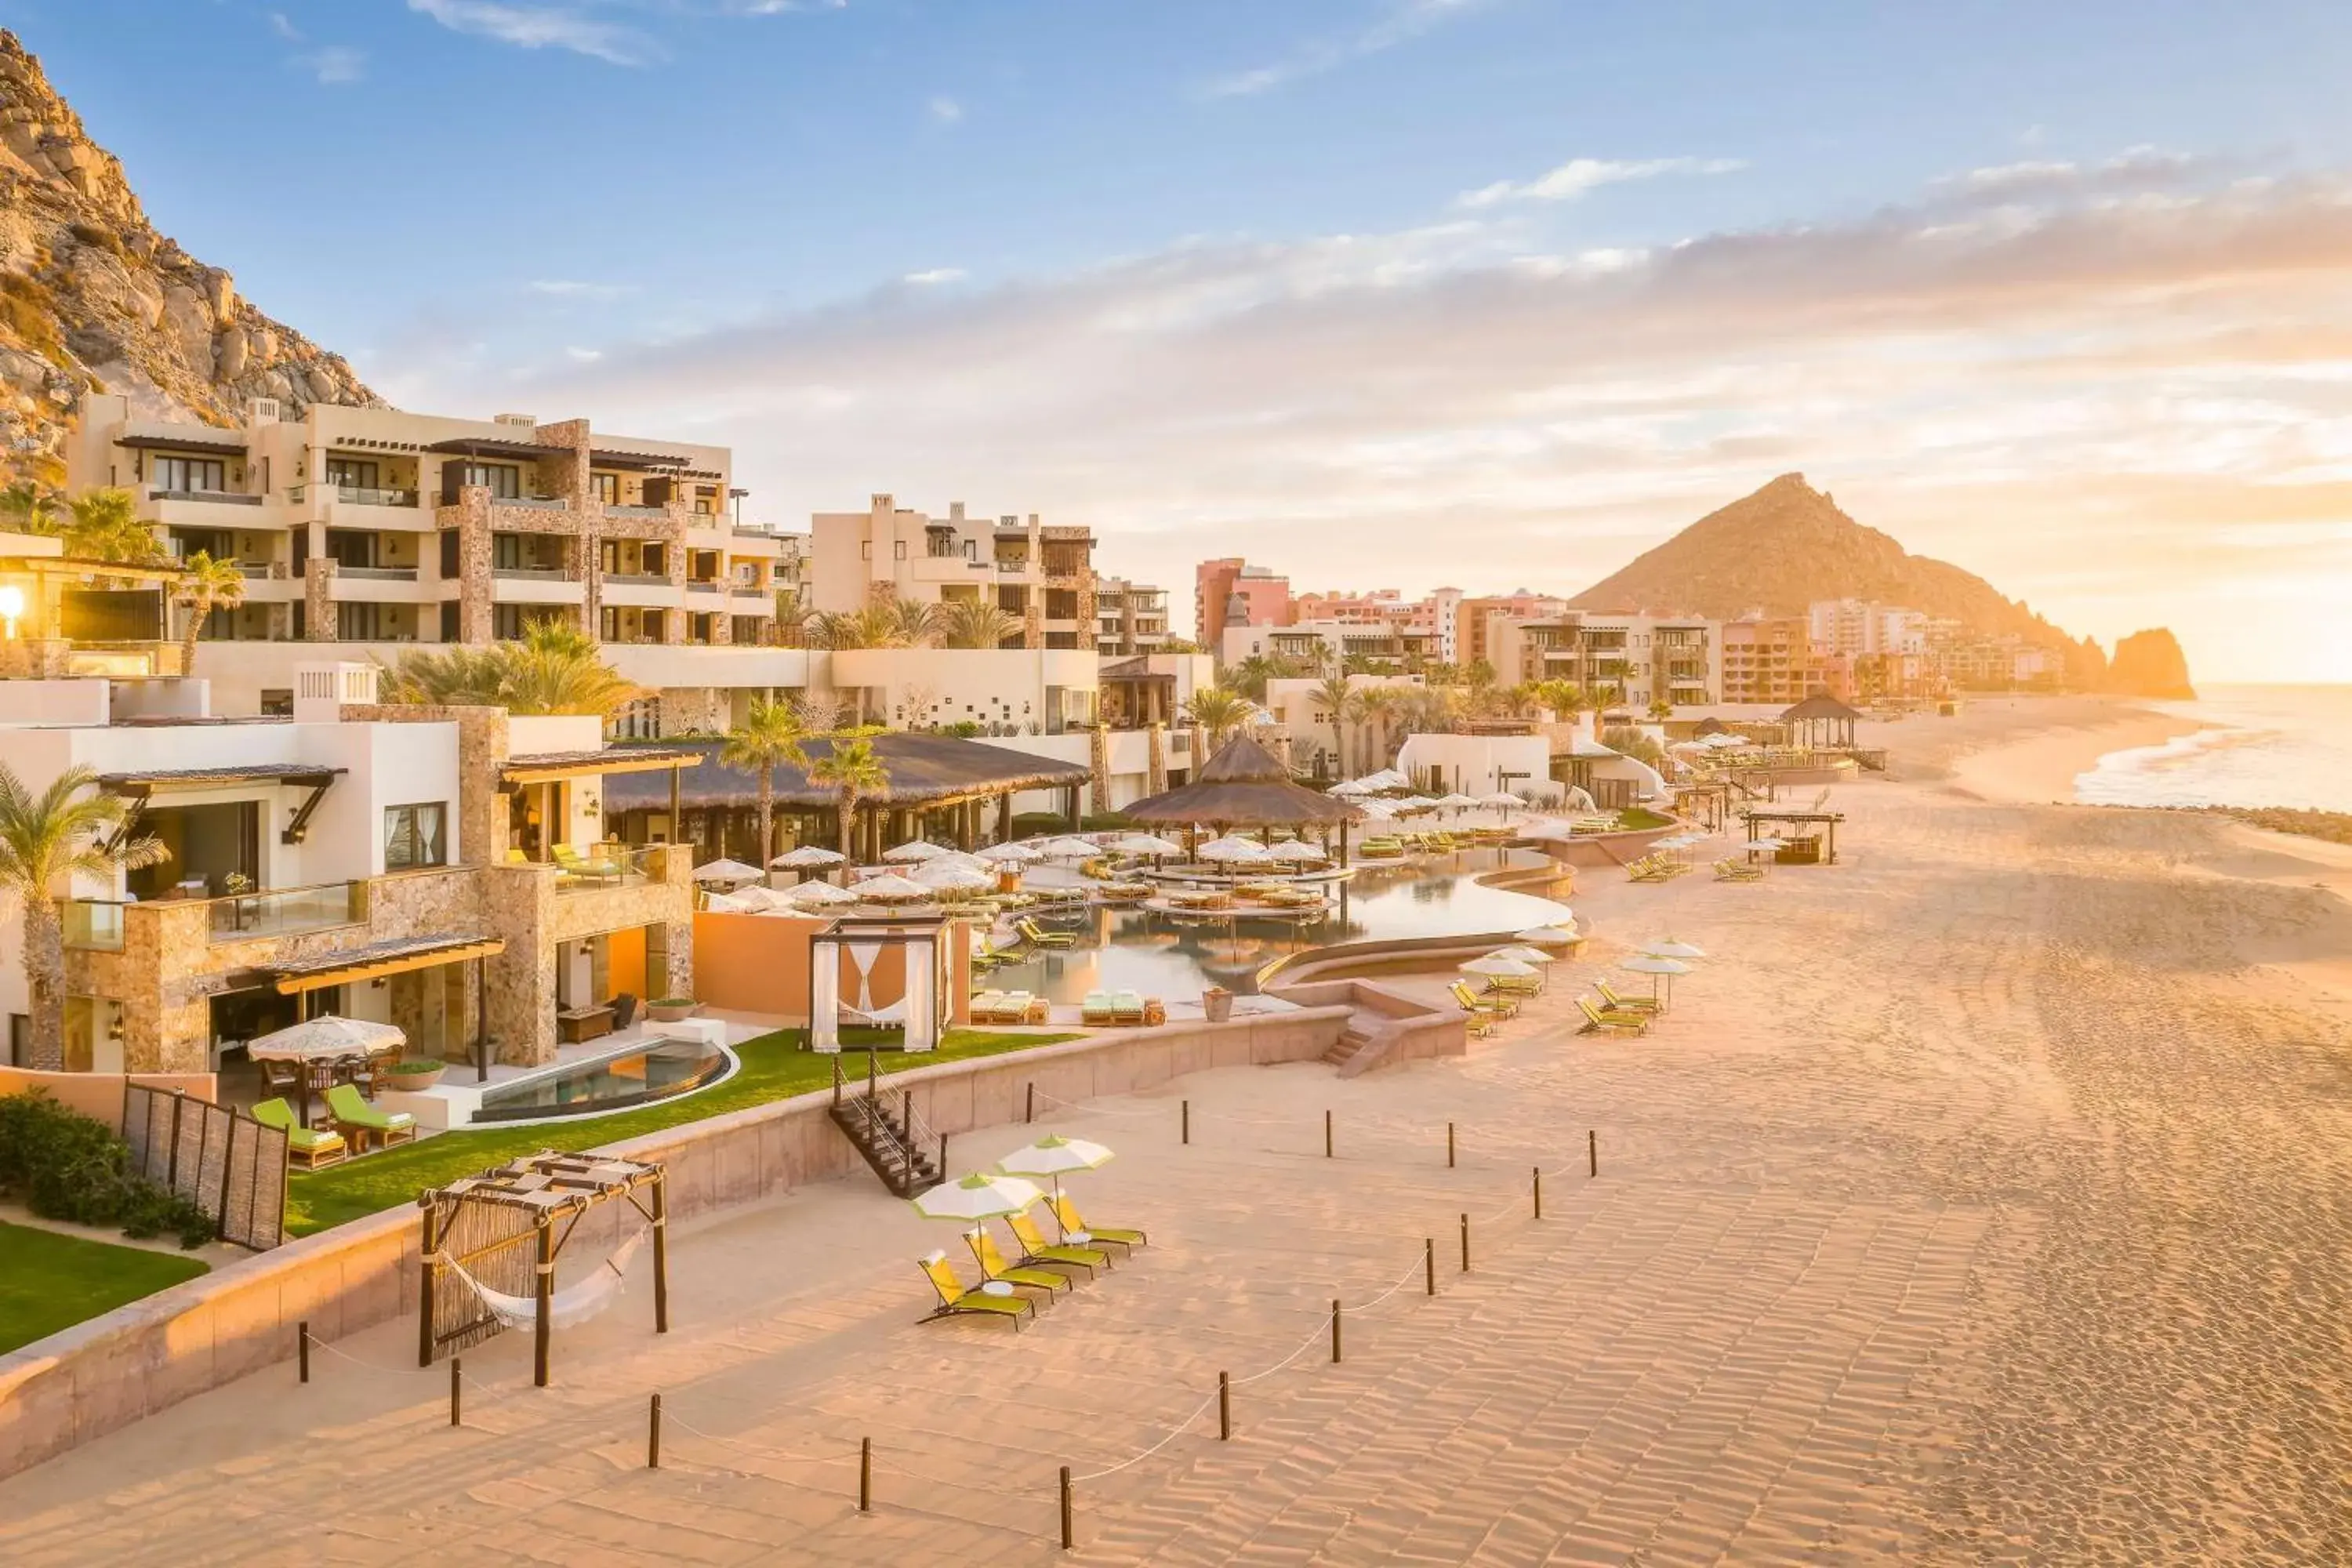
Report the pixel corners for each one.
[985,848,1572,1006]
[474,1036,735,1122]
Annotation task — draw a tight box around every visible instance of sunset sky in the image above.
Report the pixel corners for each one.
[16,0,2352,681]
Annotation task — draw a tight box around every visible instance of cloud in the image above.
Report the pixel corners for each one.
[528,278,633,299]
[1938,145,2204,202]
[564,347,604,362]
[383,152,2352,681]
[1205,0,1485,97]
[405,0,659,66]
[904,268,967,286]
[1458,155,1747,209]
[268,10,365,83]
[927,95,963,125]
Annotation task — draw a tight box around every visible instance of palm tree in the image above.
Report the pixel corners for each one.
[1647,697,1674,722]
[1462,659,1497,716]
[885,597,945,647]
[1356,686,1402,770]
[0,481,56,534]
[941,598,1020,650]
[1310,674,1356,777]
[1181,685,1255,753]
[807,738,890,861]
[381,619,637,717]
[809,599,944,650]
[1533,679,1583,724]
[174,550,245,676]
[64,488,165,566]
[1229,653,1281,702]
[720,697,808,866]
[0,764,165,1069]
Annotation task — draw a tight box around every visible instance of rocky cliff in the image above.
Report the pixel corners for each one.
[1571,474,2111,685]
[2107,629,2196,700]
[0,31,375,487]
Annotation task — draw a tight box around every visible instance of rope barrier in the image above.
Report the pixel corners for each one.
[1068,1385,1225,1482]
[1345,1252,1434,1312]
[303,1335,425,1377]
[658,1409,862,1468]
[1025,1086,1171,1119]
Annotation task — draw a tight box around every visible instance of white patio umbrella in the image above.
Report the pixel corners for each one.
[1112,833,1183,858]
[773,844,845,869]
[700,890,753,913]
[1490,946,1557,966]
[1355,798,1398,819]
[1515,924,1580,946]
[691,857,764,884]
[914,860,994,893]
[850,873,935,903]
[909,1172,1046,1222]
[247,1014,404,1062]
[1642,938,1708,961]
[1459,953,1537,979]
[1361,769,1410,792]
[786,878,858,907]
[882,840,951,863]
[1197,835,1273,862]
[729,884,793,912]
[1435,793,1481,812]
[1269,839,1329,862]
[975,840,1042,865]
[995,1134,1115,1200]
[1479,791,1524,809]
[1328,778,1374,797]
[1620,952,1690,1004]
[1036,837,1102,859]
[1393,795,1439,815]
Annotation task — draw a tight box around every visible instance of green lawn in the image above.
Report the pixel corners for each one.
[285,1027,1079,1238]
[0,1221,211,1354]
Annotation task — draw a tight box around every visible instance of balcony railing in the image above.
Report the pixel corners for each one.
[339,565,419,581]
[150,488,262,506]
[604,503,669,518]
[603,571,672,586]
[237,562,275,579]
[337,485,419,507]
[731,583,768,597]
[207,882,361,943]
[492,565,571,581]
[492,495,568,511]
[527,844,665,895]
[685,580,722,594]
[60,899,128,952]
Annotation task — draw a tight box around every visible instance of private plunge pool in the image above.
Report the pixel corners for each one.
[985,848,1573,1007]
[473,1036,735,1122]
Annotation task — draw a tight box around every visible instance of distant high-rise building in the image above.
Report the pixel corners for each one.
[1194,557,1292,648]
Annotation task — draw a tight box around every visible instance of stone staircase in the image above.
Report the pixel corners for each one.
[1321,1022,1375,1069]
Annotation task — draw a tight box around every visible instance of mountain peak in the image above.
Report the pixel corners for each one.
[0,31,376,486]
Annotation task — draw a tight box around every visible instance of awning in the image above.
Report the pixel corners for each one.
[99,763,345,796]
[590,445,693,471]
[425,434,552,461]
[500,746,705,787]
[264,933,506,995]
[118,428,247,454]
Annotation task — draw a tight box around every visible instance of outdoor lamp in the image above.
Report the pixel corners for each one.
[0,583,21,638]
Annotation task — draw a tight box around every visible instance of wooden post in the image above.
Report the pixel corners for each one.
[1218,1371,1232,1439]
[418,1200,439,1368]
[1026,1082,1036,1124]
[648,1394,662,1468]
[1588,1128,1598,1178]
[450,1356,462,1427]
[474,953,489,1083]
[938,1132,949,1175]
[651,1172,670,1335]
[533,1215,554,1388]
[1460,1213,1470,1272]
[1059,1465,1074,1551]
[1182,1099,1190,1145]
[298,1319,310,1384]
[1324,1109,1333,1159]
[1425,1238,1436,1296]
[1330,1298,1342,1363]
[860,1436,873,1512]
[1534,1166,1542,1220]
[1447,1121,1455,1168]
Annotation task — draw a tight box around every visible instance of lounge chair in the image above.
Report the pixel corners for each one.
[1047,1192,1145,1254]
[552,843,622,883]
[1112,990,1146,1025]
[1595,979,1664,1014]
[1450,979,1516,1022]
[250,1097,347,1169]
[1575,996,1650,1037]
[919,1250,1034,1329]
[1005,1210,1110,1277]
[1016,917,1076,949]
[1081,991,1117,1026]
[1714,857,1764,882]
[965,1226,1072,1301]
[610,992,641,1029]
[323,1082,418,1152]
[1486,971,1544,996]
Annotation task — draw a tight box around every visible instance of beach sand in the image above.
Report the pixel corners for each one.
[6,696,2352,1564]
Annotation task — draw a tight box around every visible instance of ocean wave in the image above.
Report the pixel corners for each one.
[2074,702,2350,812]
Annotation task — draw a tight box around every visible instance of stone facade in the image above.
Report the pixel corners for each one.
[658,687,727,736]
[302,557,337,641]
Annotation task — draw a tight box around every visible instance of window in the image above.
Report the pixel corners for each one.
[592,473,619,504]
[154,456,227,494]
[384,803,448,870]
[460,462,521,498]
[326,457,379,491]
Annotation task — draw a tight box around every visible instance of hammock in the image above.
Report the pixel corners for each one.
[442,1229,648,1331]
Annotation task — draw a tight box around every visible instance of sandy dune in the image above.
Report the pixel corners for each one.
[5,698,2350,1565]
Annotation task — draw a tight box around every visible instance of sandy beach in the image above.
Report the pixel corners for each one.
[6,695,2352,1565]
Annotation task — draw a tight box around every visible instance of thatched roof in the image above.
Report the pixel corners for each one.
[600,733,1088,813]
[1690,717,1730,736]
[1120,735,1363,827]
[1780,694,1865,724]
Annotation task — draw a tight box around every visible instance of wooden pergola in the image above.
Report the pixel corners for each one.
[1780,693,1865,750]
[1744,807,1848,866]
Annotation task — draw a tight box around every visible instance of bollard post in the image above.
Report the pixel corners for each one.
[938,1133,948,1175]
[1330,1298,1343,1363]
[1459,1213,1470,1272]
[860,1436,873,1512]
[1325,1109,1334,1160]
[1589,1128,1598,1178]
[1425,1238,1436,1296]
[1060,1465,1074,1551]
[1182,1099,1190,1145]
[648,1394,662,1468]
[1447,1121,1455,1168]
[450,1356,462,1427]
[298,1320,310,1385]
[1218,1370,1232,1439]
[1027,1083,1036,1124]
[1534,1166,1543,1220]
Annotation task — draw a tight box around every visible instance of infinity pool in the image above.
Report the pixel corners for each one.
[475,1037,734,1121]
[985,848,1572,1006]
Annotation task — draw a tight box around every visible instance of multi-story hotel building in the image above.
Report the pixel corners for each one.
[1719,615,1817,705]
[1488,612,1720,709]
[1195,557,1293,648]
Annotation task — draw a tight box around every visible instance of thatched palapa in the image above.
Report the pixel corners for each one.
[1121,735,1362,828]
[598,734,1090,812]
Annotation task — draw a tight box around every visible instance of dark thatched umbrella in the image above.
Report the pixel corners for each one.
[1121,735,1363,829]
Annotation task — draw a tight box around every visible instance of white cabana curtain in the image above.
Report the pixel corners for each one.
[903,935,935,1053]
[848,942,881,1014]
[811,939,840,1053]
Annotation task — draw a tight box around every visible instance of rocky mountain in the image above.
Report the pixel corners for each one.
[2107,629,2196,700]
[0,31,375,488]
[1571,473,2118,685]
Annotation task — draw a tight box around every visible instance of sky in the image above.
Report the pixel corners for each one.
[11,0,2352,683]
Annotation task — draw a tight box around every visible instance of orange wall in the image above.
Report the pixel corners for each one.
[608,927,648,1000]
[692,913,974,1024]
[0,1068,217,1131]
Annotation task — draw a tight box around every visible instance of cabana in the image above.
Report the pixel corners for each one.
[1120,735,1364,859]
[810,912,953,1052]
[1780,693,1864,750]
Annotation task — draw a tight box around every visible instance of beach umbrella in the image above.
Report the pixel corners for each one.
[728,884,794,912]
[914,860,994,892]
[1112,833,1183,857]
[1620,952,1690,1004]
[995,1134,1116,1200]
[1642,938,1708,961]
[1435,792,1480,812]
[883,840,951,863]
[1269,839,1329,862]
[851,873,934,903]
[1036,837,1102,859]
[786,879,858,907]
[1197,835,1273,862]
[691,857,764,884]
[1329,778,1373,797]
[1459,953,1537,979]
[1393,795,1439,815]
[773,844,844,870]
[1515,924,1579,946]
[909,1172,1045,1222]
[975,840,1042,865]
[1478,791,1524,818]
[700,890,753,913]
[1356,798,1398,819]
[1490,946,1557,966]
[247,1014,404,1062]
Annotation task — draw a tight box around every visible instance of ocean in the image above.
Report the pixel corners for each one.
[2074,684,2352,814]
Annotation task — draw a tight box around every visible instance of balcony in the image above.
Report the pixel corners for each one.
[492,565,571,582]
[731,583,768,598]
[206,882,362,944]
[60,899,127,952]
[527,844,666,896]
[337,486,419,508]
[339,565,419,582]
[603,503,669,519]
[149,488,262,507]
[604,571,671,587]
[237,563,276,579]
[685,579,723,594]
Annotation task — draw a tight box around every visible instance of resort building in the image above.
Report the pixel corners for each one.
[1194,556,1293,648]
[1452,592,1570,672]
[1488,613,1721,709]
[0,662,695,1076]
[1093,575,1174,656]
[1719,615,1817,705]
[1218,617,1437,673]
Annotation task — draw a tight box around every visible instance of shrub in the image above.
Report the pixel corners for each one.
[939,720,983,739]
[0,1092,216,1249]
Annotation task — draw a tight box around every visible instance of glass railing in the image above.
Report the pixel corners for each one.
[339,565,419,580]
[60,899,128,951]
[544,844,663,894]
[207,882,361,942]
[336,485,419,507]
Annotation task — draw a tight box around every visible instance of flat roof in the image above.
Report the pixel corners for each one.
[98,763,343,794]
[263,932,506,994]
[500,747,706,786]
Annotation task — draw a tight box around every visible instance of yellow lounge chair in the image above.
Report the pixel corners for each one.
[1006,1210,1110,1277]
[1047,1192,1146,1254]
[1576,996,1650,1037]
[965,1227,1071,1301]
[919,1251,1034,1329]
[1016,916,1076,950]
[1596,979,1664,1014]
[1450,979,1516,1021]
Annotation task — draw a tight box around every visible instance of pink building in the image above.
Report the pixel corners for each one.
[1196,557,1294,648]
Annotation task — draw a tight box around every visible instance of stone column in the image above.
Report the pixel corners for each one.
[1146,722,1167,794]
[303,557,338,641]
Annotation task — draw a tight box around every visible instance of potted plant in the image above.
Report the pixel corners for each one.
[381,1057,447,1091]
[1201,985,1233,1023]
[649,996,699,1022]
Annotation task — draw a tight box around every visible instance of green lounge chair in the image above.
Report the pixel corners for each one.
[1016,917,1076,949]
[1595,979,1664,1014]
[1006,1210,1109,1278]
[323,1082,418,1151]
[964,1227,1071,1301]
[553,843,622,882]
[1111,990,1146,1025]
[919,1251,1034,1329]
[1081,991,1117,1026]
[250,1097,347,1168]
[1048,1192,1145,1255]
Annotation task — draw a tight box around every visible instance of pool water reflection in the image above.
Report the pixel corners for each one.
[985,848,1571,1006]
